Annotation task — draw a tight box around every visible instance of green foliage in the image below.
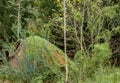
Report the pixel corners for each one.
[93,42,111,65]
[112,26,120,34]
[103,5,118,19]
[94,67,120,83]
[73,42,111,82]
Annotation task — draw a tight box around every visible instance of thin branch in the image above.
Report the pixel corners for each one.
[17,0,21,39]
[80,0,86,53]
[63,0,69,83]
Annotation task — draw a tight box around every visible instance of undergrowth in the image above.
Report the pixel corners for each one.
[0,37,120,83]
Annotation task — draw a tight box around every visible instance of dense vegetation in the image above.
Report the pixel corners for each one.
[0,0,120,83]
